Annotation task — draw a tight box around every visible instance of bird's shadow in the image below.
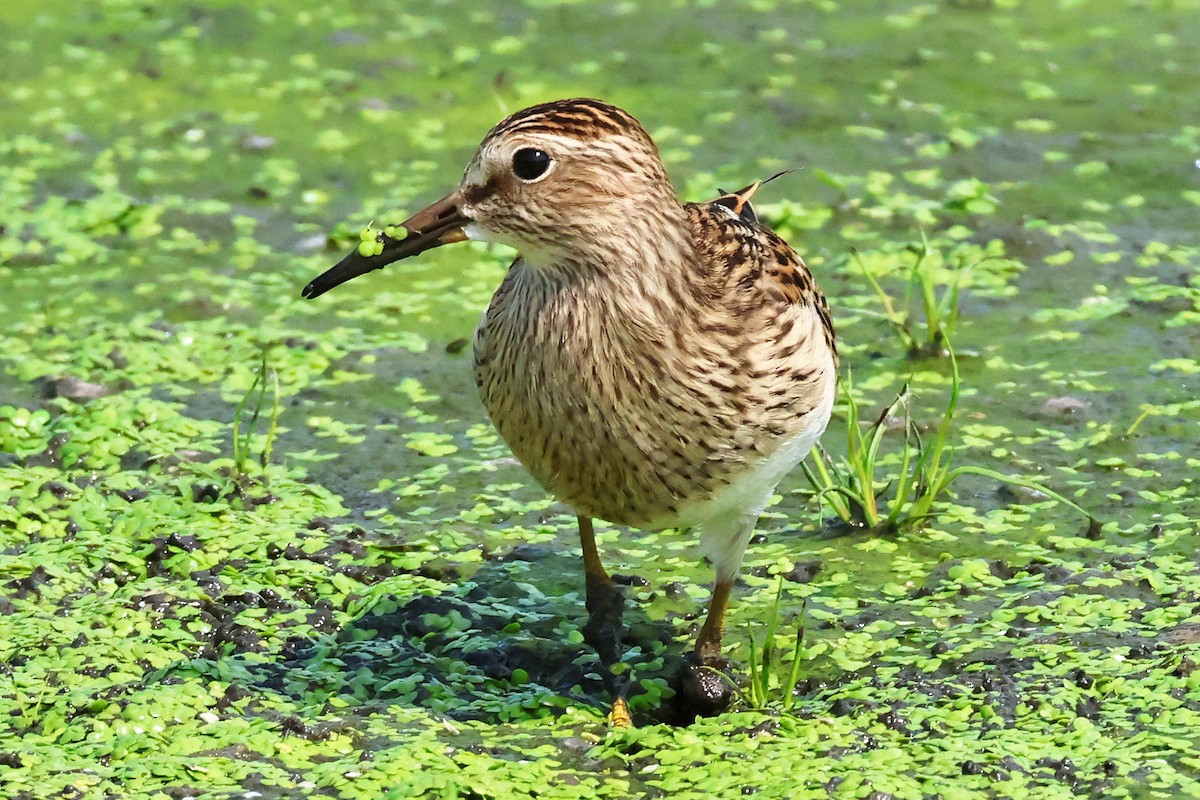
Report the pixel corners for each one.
[146,555,705,731]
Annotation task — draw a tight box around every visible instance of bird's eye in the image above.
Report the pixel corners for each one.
[512,148,552,181]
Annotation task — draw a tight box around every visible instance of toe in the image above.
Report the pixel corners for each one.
[608,696,634,728]
[674,657,735,717]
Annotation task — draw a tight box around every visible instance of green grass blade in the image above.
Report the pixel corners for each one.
[260,359,281,471]
[801,450,853,524]
[943,465,1096,525]
[781,599,808,713]
[747,629,762,708]
[853,247,917,354]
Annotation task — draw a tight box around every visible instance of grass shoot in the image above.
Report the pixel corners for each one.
[803,347,1096,534]
[853,235,984,360]
[743,577,807,713]
[231,348,282,483]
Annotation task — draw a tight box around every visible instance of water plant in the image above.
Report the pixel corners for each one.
[802,348,1096,533]
[231,348,281,483]
[853,236,980,359]
[743,577,807,713]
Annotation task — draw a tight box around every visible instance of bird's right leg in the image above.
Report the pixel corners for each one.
[577,515,631,725]
[675,512,757,716]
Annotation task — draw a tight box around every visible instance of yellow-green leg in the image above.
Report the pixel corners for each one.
[694,578,734,665]
[577,515,631,726]
[675,578,737,717]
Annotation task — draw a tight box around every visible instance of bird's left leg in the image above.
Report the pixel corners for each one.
[577,515,631,726]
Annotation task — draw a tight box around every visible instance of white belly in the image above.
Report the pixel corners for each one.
[647,362,837,582]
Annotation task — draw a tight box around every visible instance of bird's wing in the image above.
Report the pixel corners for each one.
[685,193,837,362]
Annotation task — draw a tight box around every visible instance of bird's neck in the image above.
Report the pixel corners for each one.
[527,199,700,317]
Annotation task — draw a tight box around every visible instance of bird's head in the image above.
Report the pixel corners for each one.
[302,98,682,299]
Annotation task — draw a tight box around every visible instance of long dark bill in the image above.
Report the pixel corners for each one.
[301,190,468,299]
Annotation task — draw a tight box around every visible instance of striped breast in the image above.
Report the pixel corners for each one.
[471,203,835,528]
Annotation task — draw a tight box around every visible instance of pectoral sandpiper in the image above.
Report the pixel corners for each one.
[303,98,838,723]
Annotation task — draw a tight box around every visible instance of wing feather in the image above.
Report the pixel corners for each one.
[685,198,837,362]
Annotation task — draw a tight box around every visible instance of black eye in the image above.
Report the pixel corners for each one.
[512,148,552,181]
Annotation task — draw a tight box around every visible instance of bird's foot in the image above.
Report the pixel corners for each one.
[582,579,634,721]
[673,652,736,718]
[582,580,626,668]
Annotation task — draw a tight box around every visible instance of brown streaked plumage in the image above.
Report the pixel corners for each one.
[303,98,837,723]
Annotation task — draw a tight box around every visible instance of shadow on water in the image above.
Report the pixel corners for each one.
[140,524,1197,746]
[146,538,711,725]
